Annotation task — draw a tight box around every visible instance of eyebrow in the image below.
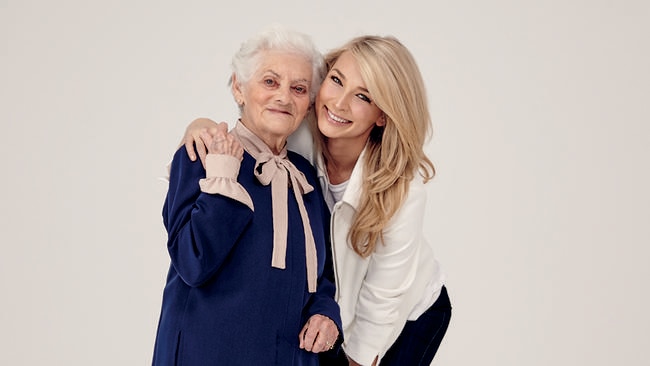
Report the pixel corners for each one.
[331,67,369,94]
[263,69,310,84]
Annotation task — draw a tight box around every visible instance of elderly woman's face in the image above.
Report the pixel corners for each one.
[234,50,313,153]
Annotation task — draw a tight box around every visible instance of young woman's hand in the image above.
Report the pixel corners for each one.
[180,117,220,165]
[298,314,340,353]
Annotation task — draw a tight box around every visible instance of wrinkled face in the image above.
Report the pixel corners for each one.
[233,50,313,153]
[315,51,384,148]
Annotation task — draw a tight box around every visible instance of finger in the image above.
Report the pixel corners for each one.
[207,126,219,137]
[199,129,213,146]
[314,318,338,353]
[312,333,324,353]
[318,332,332,353]
[198,130,213,163]
[221,130,242,157]
[213,131,231,155]
[197,130,211,164]
[298,323,309,349]
[213,128,226,140]
[183,135,196,161]
[302,323,320,352]
[215,121,229,134]
[225,135,241,156]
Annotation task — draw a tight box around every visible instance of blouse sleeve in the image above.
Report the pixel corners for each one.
[199,154,253,210]
[162,148,254,287]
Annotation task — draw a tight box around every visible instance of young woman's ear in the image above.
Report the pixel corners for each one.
[376,113,387,127]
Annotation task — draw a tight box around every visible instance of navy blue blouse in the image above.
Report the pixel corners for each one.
[152,147,341,366]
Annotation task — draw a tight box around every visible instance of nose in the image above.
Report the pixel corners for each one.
[275,84,292,104]
[333,93,349,111]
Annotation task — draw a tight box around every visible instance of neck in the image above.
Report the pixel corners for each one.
[324,138,364,184]
[267,141,286,155]
[239,118,285,155]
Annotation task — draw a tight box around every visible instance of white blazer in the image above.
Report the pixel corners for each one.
[288,125,445,366]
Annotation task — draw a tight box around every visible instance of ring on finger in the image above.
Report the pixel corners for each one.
[326,340,334,350]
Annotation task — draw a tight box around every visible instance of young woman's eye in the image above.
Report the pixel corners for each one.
[330,75,342,85]
[357,94,371,103]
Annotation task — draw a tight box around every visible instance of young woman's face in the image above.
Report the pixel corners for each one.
[234,50,313,153]
[315,51,384,147]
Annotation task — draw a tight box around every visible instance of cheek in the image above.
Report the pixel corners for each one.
[295,97,311,114]
[353,101,381,121]
[314,95,325,112]
[349,103,368,121]
[318,83,336,103]
[350,107,378,127]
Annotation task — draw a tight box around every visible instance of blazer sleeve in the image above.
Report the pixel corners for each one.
[162,147,254,287]
[344,179,428,365]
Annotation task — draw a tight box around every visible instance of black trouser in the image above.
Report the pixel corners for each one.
[320,286,452,366]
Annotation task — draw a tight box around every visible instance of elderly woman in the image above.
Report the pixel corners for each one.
[152,25,341,366]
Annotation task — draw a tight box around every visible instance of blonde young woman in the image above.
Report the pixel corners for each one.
[182,35,451,366]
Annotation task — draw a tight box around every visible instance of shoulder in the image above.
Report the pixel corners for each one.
[169,145,205,178]
[389,174,429,224]
[406,174,428,199]
[399,174,429,215]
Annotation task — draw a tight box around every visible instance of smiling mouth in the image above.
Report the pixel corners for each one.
[326,107,351,124]
[268,108,292,116]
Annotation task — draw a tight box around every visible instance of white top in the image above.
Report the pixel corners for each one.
[325,180,349,212]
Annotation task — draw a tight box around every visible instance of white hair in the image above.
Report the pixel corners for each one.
[229,24,324,102]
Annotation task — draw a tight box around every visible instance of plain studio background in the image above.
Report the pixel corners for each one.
[2,1,649,365]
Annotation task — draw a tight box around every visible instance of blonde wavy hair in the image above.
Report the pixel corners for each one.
[317,35,436,258]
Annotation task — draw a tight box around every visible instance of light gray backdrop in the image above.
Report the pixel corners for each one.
[2,1,649,365]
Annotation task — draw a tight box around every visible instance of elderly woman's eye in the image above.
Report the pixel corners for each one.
[293,86,308,94]
[264,78,276,86]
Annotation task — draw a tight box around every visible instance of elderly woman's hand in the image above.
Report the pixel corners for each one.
[298,314,340,353]
[200,122,243,160]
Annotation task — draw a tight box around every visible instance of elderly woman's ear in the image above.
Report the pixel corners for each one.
[231,73,244,106]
